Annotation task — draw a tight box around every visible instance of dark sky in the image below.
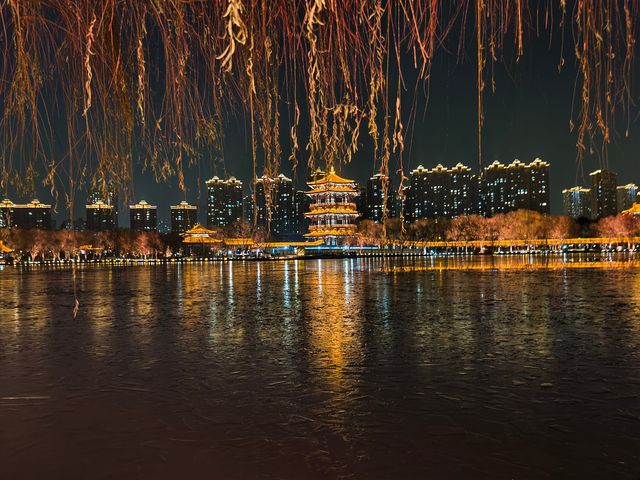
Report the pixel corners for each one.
[12,15,640,226]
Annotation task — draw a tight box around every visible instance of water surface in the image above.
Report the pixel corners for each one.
[1,256,639,478]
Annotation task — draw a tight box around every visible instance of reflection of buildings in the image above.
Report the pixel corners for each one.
[304,167,359,245]
[206,176,243,228]
[589,169,618,219]
[86,201,116,230]
[129,200,157,231]
[617,184,638,213]
[0,199,52,229]
[562,186,592,220]
[170,201,198,233]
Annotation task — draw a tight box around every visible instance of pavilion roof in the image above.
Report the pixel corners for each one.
[306,185,358,195]
[307,167,355,186]
[182,223,218,236]
[304,229,358,238]
[305,207,359,216]
[183,236,222,244]
[622,203,640,215]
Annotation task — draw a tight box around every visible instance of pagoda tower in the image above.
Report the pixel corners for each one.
[304,167,360,245]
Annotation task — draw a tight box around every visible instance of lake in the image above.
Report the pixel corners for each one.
[1,256,639,478]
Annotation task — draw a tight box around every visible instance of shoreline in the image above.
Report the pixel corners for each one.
[2,249,639,268]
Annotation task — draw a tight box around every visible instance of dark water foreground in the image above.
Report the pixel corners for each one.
[1,256,639,479]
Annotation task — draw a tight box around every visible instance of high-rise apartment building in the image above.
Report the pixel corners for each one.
[562,187,592,220]
[242,194,254,226]
[170,201,198,233]
[362,173,396,223]
[88,186,118,227]
[294,190,310,236]
[206,176,243,228]
[86,200,116,230]
[0,199,52,229]
[527,158,551,214]
[254,174,298,239]
[589,169,618,219]
[404,163,478,221]
[617,183,638,213]
[480,158,550,216]
[129,200,157,231]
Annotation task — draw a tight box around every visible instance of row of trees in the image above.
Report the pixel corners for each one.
[0,229,171,262]
[357,210,640,243]
[1,210,639,261]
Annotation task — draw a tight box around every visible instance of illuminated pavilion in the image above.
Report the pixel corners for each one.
[0,240,13,254]
[304,167,359,246]
[182,224,222,255]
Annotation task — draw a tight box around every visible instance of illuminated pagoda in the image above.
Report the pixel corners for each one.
[304,167,359,245]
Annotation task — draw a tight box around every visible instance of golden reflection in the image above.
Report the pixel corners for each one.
[128,267,155,353]
[631,272,640,341]
[84,266,115,356]
[383,256,640,273]
[303,260,364,396]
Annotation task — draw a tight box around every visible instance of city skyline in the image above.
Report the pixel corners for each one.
[8,157,640,227]
[3,160,639,232]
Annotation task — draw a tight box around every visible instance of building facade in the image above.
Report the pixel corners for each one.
[405,163,478,221]
[562,187,592,219]
[294,190,310,236]
[480,158,550,216]
[0,199,52,229]
[86,201,116,230]
[88,187,118,227]
[362,173,396,223]
[617,184,638,213]
[253,174,297,239]
[129,200,157,231]
[242,194,254,226]
[527,158,551,214]
[170,201,198,233]
[206,176,243,228]
[589,169,618,219]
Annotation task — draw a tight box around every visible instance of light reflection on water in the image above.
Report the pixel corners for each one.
[1,255,639,478]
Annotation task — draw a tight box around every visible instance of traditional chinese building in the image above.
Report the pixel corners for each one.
[181,223,222,255]
[621,203,640,216]
[304,167,359,245]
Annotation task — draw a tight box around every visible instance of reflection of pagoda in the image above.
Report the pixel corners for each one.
[304,167,359,245]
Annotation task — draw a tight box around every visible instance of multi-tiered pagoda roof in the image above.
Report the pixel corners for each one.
[304,167,359,243]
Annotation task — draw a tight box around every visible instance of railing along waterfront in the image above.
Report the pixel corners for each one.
[390,236,640,249]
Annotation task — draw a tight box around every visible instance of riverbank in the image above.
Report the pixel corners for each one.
[2,248,639,268]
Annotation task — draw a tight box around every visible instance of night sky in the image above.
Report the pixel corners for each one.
[10,17,640,226]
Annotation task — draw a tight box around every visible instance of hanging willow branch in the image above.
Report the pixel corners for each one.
[0,0,637,201]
